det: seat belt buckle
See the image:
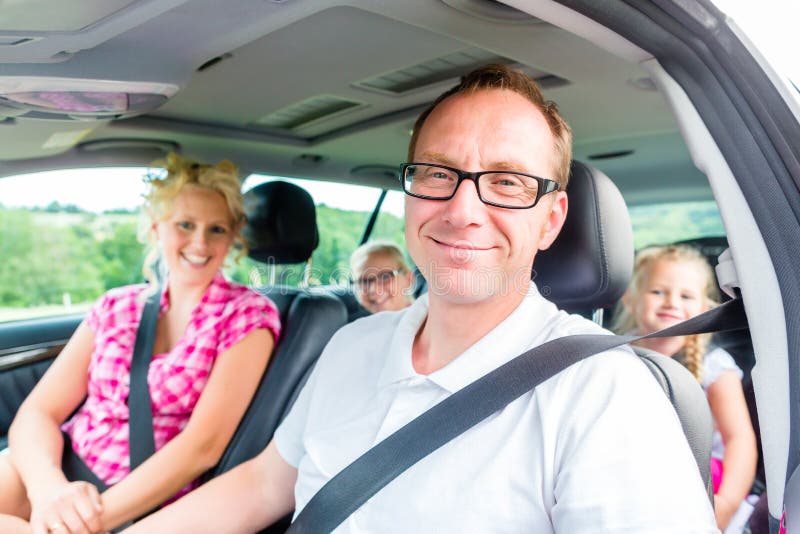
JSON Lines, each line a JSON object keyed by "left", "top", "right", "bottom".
{"left": 715, "top": 248, "right": 740, "bottom": 300}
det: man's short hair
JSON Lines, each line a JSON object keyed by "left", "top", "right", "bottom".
{"left": 407, "top": 63, "right": 573, "bottom": 189}
{"left": 350, "top": 240, "right": 410, "bottom": 275}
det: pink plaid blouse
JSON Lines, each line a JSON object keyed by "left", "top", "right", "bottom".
{"left": 62, "top": 272, "right": 280, "bottom": 494}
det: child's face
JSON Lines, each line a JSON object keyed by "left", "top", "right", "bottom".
{"left": 633, "top": 258, "right": 708, "bottom": 334}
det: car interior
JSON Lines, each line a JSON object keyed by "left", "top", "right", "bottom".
{"left": 2, "top": 0, "right": 799, "bottom": 530}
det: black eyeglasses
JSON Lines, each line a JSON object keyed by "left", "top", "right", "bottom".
{"left": 400, "top": 162, "right": 559, "bottom": 209}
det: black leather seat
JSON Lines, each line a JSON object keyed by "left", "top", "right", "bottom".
{"left": 536, "top": 160, "right": 715, "bottom": 498}
{"left": 204, "top": 181, "right": 347, "bottom": 479}
{"left": 322, "top": 285, "right": 370, "bottom": 323}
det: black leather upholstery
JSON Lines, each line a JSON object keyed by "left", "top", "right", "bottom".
{"left": 0, "top": 358, "right": 53, "bottom": 437}
{"left": 205, "top": 286, "right": 346, "bottom": 478}
{"left": 204, "top": 180, "right": 347, "bottom": 478}
{"left": 634, "top": 346, "right": 715, "bottom": 502}
{"left": 535, "top": 161, "right": 712, "bottom": 497}
{"left": 535, "top": 160, "right": 633, "bottom": 313}
{"left": 243, "top": 181, "right": 320, "bottom": 264}
{"left": 321, "top": 285, "right": 370, "bottom": 323}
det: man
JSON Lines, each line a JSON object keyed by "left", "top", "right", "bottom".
{"left": 127, "top": 64, "right": 717, "bottom": 533}
{"left": 350, "top": 240, "right": 415, "bottom": 314}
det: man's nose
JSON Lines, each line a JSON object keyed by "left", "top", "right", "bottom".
{"left": 442, "top": 179, "right": 487, "bottom": 227}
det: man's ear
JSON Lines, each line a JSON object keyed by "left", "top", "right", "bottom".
{"left": 538, "top": 191, "right": 568, "bottom": 251}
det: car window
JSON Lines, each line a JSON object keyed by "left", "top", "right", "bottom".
{"left": 0, "top": 168, "right": 148, "bottom": 323}
{"left": 629, "top": 200, "right": 725, "bottom": 249}
{"left": 235, "top": 175, "right": 393, "bottom": 287}
{"left": 0, "top": 169, "right": 398, "bottom": 324}
{"left": 366, "top": 189, "right": 406, "bottom": 242}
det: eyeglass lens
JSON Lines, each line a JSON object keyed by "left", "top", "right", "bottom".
{"left": 403, "top": 164, "right": 541, "bottom": 208}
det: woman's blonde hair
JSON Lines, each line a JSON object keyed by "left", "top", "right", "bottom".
{"left": 349, "top": 240, "right": 410, "bottom": 276}
{"left": 140, "top": 152, "right": 247, "bottom": 281}
{"left": 612, "top": 244, "right": 720, "bottom": 381}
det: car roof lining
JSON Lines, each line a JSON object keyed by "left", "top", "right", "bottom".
{"left": 0, "top": 0, "right": 711, "bottom": 206}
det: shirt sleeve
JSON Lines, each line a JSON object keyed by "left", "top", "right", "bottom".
{"left": 217, "top": 290, "right": 281, "bottom": 355}
{"left": 701, "top": 347, "right": 743, "bottom": 389}
{"left": 273, "top": 355, "right": 321, "bottom": 468}
{"left": 548, "top": 350, "right": 719, "bottom": 533}
{"left": 84, "top": 290, "right": 114, "bottom": 333}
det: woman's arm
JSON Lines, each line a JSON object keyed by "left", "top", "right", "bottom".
{"left": 9, "top": 321, "right": 104, "bottom": 533}
{"left": 123, "top": 441, "right": 297, "bottom": 533}
{"left": 707, "top": 370, "right": 757, "bottom": 530}
{"left": 98, "top": 327, "right": 274, "bottom": 530}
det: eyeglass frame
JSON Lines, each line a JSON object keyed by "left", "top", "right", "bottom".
{"left": 399, "top": 162, "right": 560, "bottom": 209}
{"left": 352, "top": 268, "right": 407, "bottom": 291}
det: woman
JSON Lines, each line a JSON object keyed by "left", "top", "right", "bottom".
{"left": 0, "top": 153, "right": 280, "bottom": 534}
{"left": 350, "top": 240, "right": 415, "bottom": 314}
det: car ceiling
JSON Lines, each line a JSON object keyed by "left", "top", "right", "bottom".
{"left": 0, "top": 0, "right": 710, "bottom": 206}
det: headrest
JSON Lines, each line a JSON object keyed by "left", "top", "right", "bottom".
{"left": 243, "top": 181, "right": 319, "bottom": 264}
{"left": 534, "top": 161, "right": 633, "bottom": 313}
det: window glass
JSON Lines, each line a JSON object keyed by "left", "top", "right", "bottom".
{"left": 366, "top": 189, "right": 406, "bottom": 247}
{"left": 629, "top": 200, "right": 725, "bottom": 249}
{"left": 236, "top": 175, "right": 387, "bottom": 287}
{"left": 0, "top": 168, "right": 148, "bottom": 323}
{"left": 0, "top": 169, "right": 399, "bottom": 323}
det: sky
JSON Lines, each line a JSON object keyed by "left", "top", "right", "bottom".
{"left": 712, "top": 0, "right": 800, "bottom": 84}
{"left": 0, "top": 168, "right": 406, "bottom": 217}
{"left": 0, "top": 1, "right": 795, "bottom": 217}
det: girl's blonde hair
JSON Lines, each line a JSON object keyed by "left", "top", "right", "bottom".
{"left": 140, "top": 152, "right": 247, "bottom": 281}
{"left": 612, "top": 244, "right": 720, "bottom": 381}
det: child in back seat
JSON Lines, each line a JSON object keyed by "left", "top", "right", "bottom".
{"left": 613, "top": 244, "right": 758, "bottom": 533}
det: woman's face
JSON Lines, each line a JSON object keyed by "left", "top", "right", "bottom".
{"left": 633, "top": 258, "right": 709, "bottom": 334}
{"left": 353, "top": 252, "right": 414, "bottom": 313}
{"left": 154, "top": 186, "right": 235, "bottom": 289}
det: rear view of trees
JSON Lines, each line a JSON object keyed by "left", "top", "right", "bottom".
{"left": 0, "top": 207, "right": 142, "bottom": 319}
{"left": 0, "top": 202, "right": 405, "bottom": 322}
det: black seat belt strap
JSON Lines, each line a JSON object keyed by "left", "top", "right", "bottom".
{"left": 287, "top": 298, "right": 747, "bottom": 534}
{"left": 128, "top": 282, "right": 162, "bottom": 470}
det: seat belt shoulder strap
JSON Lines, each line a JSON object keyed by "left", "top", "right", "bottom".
{"left": 287, "top": 298, "right": 747, "bottom": 533}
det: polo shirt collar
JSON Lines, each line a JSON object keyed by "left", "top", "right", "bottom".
{"left": 376, "top": 293, "right": 431, "bottom": 388}
{"left": 377, "top": 282, "right": 558, "bottom": 393}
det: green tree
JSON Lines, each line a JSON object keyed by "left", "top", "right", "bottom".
{"left": 98, "top": 221, "right": 146, "bottom": 289}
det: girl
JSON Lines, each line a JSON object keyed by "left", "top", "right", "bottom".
{"left": 0, "top": 153, "right": 281, "bottom": 533}
{"left": 614, "top": 244, "right": 757, "bottom": 532}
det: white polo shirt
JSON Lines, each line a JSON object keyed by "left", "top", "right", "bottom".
{"left": 274, "top": 283, "right": 718, "bottom": 533}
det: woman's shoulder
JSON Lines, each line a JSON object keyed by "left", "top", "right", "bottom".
{"left": 222, "top": 279, "right": 277, "bottom": 311}
{"left": 96, "top": 282, "right": 150, "bottom": 308}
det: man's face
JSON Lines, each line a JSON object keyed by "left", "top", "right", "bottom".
{"left": 404, "top": 89, "right": 567, "bottom": 305}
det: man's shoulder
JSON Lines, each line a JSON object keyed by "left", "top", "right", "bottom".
{"left": 336, "top": 308, "right": 406, "bottom": 338}
{"left": 531, "top": 311, "right": 652, "bottom": 393}
{"left": 540, "top": 308, "right": 611, "bottom": 339}
{"left": 316, "top": 308, "right": 406, "bottom": 365}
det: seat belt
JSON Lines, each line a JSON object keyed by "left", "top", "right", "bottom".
{"left": 128, "top": 282, "right": 162, "bottom": 470}
{"left": 287, "top": 297, "right": 748, "bottom": 534}
{"left": 59, "top": 280, "right": 161, "bottom": 531}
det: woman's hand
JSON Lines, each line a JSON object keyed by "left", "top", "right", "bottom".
{"left": 29, "top": 481, "right": 104, "bottom": 534}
